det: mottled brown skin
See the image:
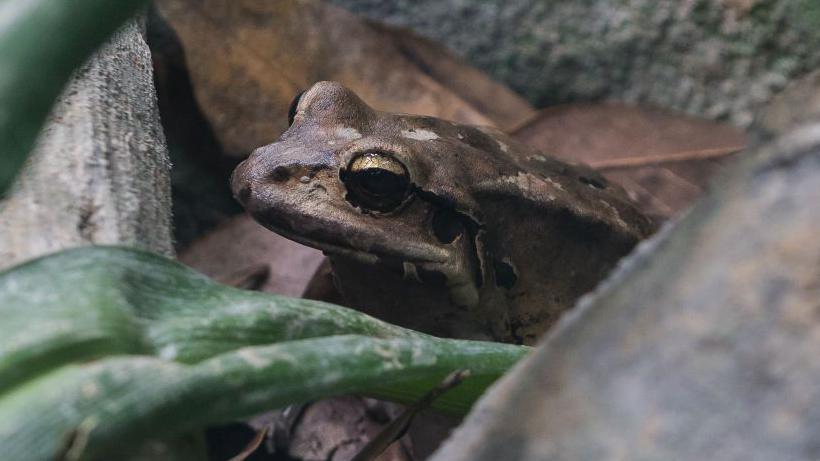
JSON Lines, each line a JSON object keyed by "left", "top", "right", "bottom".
{"left": 232, "top": 81, "right": 654, "bottom": 344}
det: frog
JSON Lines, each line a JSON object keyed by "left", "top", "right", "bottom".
{"left": 232, "top": 81, "right": 655, "bottom": 344}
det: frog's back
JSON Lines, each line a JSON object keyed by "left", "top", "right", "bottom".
{"left": 451, "top": 122, "right": 656, "bottom": 243}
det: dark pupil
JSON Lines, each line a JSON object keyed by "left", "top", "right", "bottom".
{"left": 347, "top": 167, "right": 409, "bottom": 212}
{"left": 356, "top": 169, "right": 406, "bottom": 196}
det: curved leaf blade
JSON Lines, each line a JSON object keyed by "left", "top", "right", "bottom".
{"left": 0, "top": 247, "right": 529, "bottom": 461}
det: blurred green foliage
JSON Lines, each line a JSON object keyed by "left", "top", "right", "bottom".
{"left": 0, "top": 247, "right": 528, "bottom": 460}
{"left": 0, "top": 0, "right": 148, "bottom": 195}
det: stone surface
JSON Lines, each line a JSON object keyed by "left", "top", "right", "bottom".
{"left": 0, "top": 21, "right": 173, "bottom": 269}
{"left": 758, "top": 70, "right": 820, "bottom": 139}
{"left": 430, "top": 115, "right": 820, "bottom": 459}
{"left": 332, "top": 0, "right": 820, "bottom": 127}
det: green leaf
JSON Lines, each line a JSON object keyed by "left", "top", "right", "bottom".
{"left": 0, "top": 247, "right": 529, "bottom": 460}
{"left": 0, "top": 0, "right": 148, "bottom": 195}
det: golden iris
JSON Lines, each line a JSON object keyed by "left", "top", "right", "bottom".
{"left": 343, "top": 152, "right": 410, "bottom": 212}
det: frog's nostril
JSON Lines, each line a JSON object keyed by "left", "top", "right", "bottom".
{"left": 270, "top": 165, "right": 291, "bottom": 182}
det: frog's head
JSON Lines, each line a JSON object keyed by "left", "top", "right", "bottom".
{"left": 232, "top": 81, "right": 507, "bottom": 307}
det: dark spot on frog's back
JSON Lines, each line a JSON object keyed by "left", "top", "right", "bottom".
{"left": 459, "top": 127, "right": 500, "bottom": 152}
{"left": 431, "top": 208, "right": 465, "bottom": 243}
{"left": 407, "top": 115, "right": 439, "bottom": 130}
{"left": 494, "top": 260, "right": 518, "bottom": 289}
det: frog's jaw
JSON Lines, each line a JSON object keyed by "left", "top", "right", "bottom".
{"left": 267, "top": 207, "right": 481, "bottom": 310}
{"left": 284, "top": 216, "right": 482, "bottom": 311}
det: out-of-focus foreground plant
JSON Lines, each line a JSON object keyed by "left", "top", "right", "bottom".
{"left": 0, "top": 0, "right": 148, "bottom": 195}
{"left": 0, "top": 247, "right": 528, "bottom": 460}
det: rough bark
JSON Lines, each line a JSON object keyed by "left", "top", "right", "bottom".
{"left": 429, "top": 95, "right": 820, "bottom": 460}
{"left": 0, "top": 20, "right": 173, "bottom": 269}
{"left": 332, "top": 0, "right": 820, "bottom": 127}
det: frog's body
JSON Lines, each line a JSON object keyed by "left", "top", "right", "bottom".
{"left": 232, "top": 81, "right": 654, "bottom": 344}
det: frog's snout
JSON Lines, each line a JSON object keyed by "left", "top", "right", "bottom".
{"left": 230, "top": 148, "right": 334, "bottom": 217}
{"left": 230, "top": 159, "right": 254, "bottom": 207}
{"left": 230, "top": 155, "right": 296, "bottom": 211}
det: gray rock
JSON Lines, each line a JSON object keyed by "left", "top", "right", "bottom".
{"left": 0, "top": 21, "right": 173, "bottom": 269}
{"left": 758, "top": 70, "right": 820, "bottom": 139}
{"left": 430, "top": 106, "right": 820, "bottom": 460}
{"left": 332, "top": 0, "right": 820, "bottom": 127}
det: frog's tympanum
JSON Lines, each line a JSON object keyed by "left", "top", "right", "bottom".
{"left": 232, "top": 82, "right": 654, "bottom": 344}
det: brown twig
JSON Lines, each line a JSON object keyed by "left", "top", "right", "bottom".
{"left": 588, "top": 146, "right": 746, "bottom": 170}
{"left": 350, "top": 369, "right": 471, "bottom": 461}
{"left": 227, "top": 422, "right": 272, "bottom": 461}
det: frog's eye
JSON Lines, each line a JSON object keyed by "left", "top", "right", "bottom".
{"left": 343, "top": 152, "right": 411, "bottom": 212}
{"left": 287, "top": 90, "right": 305, "bottom": 126}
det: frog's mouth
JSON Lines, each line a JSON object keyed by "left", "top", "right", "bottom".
{"left": 257, "top": 215, "right": 407, "bottom": 266}
{"left": 255, "top": 205, "right": 483, "bottom": 308}
{"left": 251, "top": 198, "right": 451, "bottom": 267}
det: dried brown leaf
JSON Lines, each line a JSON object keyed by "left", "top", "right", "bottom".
{"left": 511, "top": 103, "right": 747, "bottom": 219}
{"left": 178, "top": 213, "right": 324, "bottom": 296}
{"left": 154, "top": 0, "right": 534, "bottom": 158}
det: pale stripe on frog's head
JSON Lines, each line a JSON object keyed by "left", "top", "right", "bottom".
{"left": 401, "top": 128, "right": 440, "bottom": 141}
